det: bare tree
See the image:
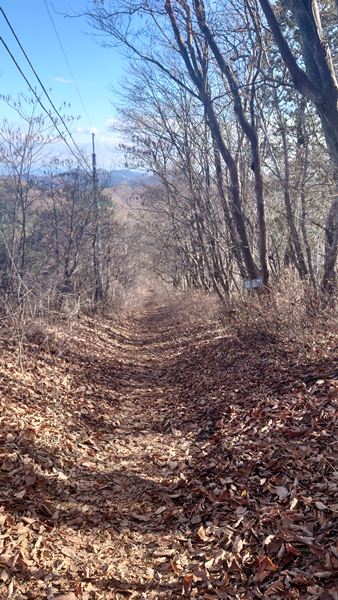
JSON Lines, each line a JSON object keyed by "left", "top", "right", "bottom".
{"left": 192, "top": 0, "right": 269, "bottom": 285}
{"left": 256, "top": 0, "right": 338, "bottom": 293}
{"left": 87, "top": 0, "right": 261, "bottom": 280}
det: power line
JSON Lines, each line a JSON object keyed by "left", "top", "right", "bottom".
{"left": 42, "top": 0, "right": 94, "bottom": 130}
{"left": 0, "top": 35, "right": 89, "bottom": 170}
{"left": 0, "top": 6, "right": 91, "bottom": 173}
{"left": 0, "top": 6, "right": 90, "bottom": 170}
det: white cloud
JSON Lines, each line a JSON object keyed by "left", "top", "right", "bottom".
{"left": 52, "top": 76, "right": 73, "bottom": 85}
{"left": 98, "top": 134, "right": 119, "bottom": 144}
{"left": 75, "top": 126, "right": 99, "bottom": 136}
{"left": 106, "top": 117, "right": 121, "bottom": 128}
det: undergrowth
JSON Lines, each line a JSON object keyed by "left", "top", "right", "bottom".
{"left": 169, "top": 273, "right": 336, "bottom": 359}
{"left": 1, "top": 272, "right": 336, "bottom": 369}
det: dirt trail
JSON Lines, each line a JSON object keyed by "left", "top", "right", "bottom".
{"left": 0, "top": 300, "right": 208, "bottom": 599}
{"left": 0, "top": 299, "right": 337, "bottom": 599}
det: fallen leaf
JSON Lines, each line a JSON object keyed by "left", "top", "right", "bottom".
{"left": 276, "top": 486, "right": 289, "bottom": 500}
{"left": 290, "top": 497, "right": 298, "bottom": 509}
{"left": 0, "top": 568, "right": 9, "bottom": 582}
{"left": 197, "top": 525, "right": 208, "bottom": 542}
{"left": 233, "top": 535, "right": 243, "bottom": 553}
{"left": 182, "top": 573, "right": 193, "bottom": 596}
{"left": 285, "top": 543, "right": 302, "bottom": 556}
{"left": 15, "top": 489, "right": 26, "bottom": 499}
{"left": 60, "top": 547, "right": 76, "bottom": 559}
{"left": 254, "top": 556, "right": 278, "bottom": 582}
{"left": 131, "top": 514, "right": 151, "bottom": 522}
{"left": 313, "top": 571, "right": 336, "bottom": 579}
{"left": 170, "top": 558, "right": 181, "bottom": 575}
{"left": 168, "top": 460, "right": 179, "bottom": 471}
{"left": 155, "top": 506, "right": 167, "bottom": 515}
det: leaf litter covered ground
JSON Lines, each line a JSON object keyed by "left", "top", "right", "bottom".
{"left": 0, "top": 297, "right": 337, "bottom": 599}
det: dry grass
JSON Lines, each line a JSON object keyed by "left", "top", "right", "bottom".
{"left": 165, "top": 288, "right": 222, "bottom": 328}
{"left": 150, "top": 274, "right": 336, "bottom": 367}
{"left": 219, "top": 273, "right": 336, "bottom": 355}
{"left": 1, "top": 273, "right": 336, "bottom": 374}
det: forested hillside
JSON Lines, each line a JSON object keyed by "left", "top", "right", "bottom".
{"left": 0, "top": 0, "right": 337, "bottom": 598}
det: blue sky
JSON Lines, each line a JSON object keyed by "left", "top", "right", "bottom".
{"left": 0, "top": 0, "right": 127, "bottom": 168}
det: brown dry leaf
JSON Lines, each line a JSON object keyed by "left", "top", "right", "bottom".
{"left": 285, "top": 543, "right": 302, "bottom": 556}
{"left": 155, "top": 506, "right": 167, "bottom": 515}
{"left": 0, "top": 554, "right": 13, "bottom": 568}
{"left": 276, "top": 486, "right": 289, "bottom": 500}
{"left": 254, "top": 556, "right": 278, "bottom": 583}
{"left": 264, "top": 534, "right": 275, "bottom": 547}
{"left": 7, "top": 580, "right": 14, "bottom": 597}
{"left": 25, "top": 473, "right": 37, "bottom": 486}
{"left": 168, "top": 460, "right": 179, "bottom": 471}
{"left": 170, "top": 558, "right": 181, "bottom": 575}
{"left": 197, "top": 525, "right": 208, "bottom": 542}
{"left": 182, "top": 573, "right": 193, "bottom": 596}
{"left": 313, "top": 571, "right": 336, "bottom": 579}
{"left": 1, "top": 459, "right": 15, "bottom": 471}
{"left": 131, "top": 513, "right": 151, "bottom": 522}
{"left": 290, "top": 497, "right": 298, "bottom": 509}
{"left": 15, "top": 489, "right": 26, "bottom": 499}
{"left": 220, "top": 572, "right": 230, "bottom": 588}
{"left": 60, "top": 547, "right": 77, "bottom": 559}
{"left": 0, "top": 568, "right": 9, "bottom": 582}
{"left": 233, "top": 535, "right": 244, "bottom": 553}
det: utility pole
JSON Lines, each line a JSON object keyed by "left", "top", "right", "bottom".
{"left": 92, "top": 132, "right": 98, "bottom": 187}
{"left": 92, "top": 132, "right": 103, "bottom": 303}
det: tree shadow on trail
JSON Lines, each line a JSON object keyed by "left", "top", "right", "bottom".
{"left": 39, "top": 312, "right": 337, "bottom": 447}
{"left": 1, "top": 424, "right": 182, "bottom": 534}
{"left": 144, "top": 326, "right": 338, "bottom": 437}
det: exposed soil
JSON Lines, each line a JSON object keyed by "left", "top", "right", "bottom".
{"left": 0, "top": 298, "right": 337, "bottom": 599}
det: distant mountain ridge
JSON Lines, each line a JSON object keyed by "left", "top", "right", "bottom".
{"left": 49, "top": 168, "right": 157, "bottom": 188}
{"left": 96, "top": 168, "right": 158, "bottom": 187}
{"left": 1, "top": 168, "right": 158, "bottom": 188}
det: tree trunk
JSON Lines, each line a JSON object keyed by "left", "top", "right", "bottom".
{"left": 258, "top": 0, "right": 338, "bottom": 292}
{"left": 321, "top": 196, "right": 338, "bottom": 295}
{"left": 280, "top": 126, "right": 308, "bottom": 279}
{"left": 165, "top": 0, "right": 259, "bottom": 281}
{"left": 194, "top": 0, "right": 269, "bottom": 285}
{"left": 204, "top": 101, "right": 259, "bottom": 280}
